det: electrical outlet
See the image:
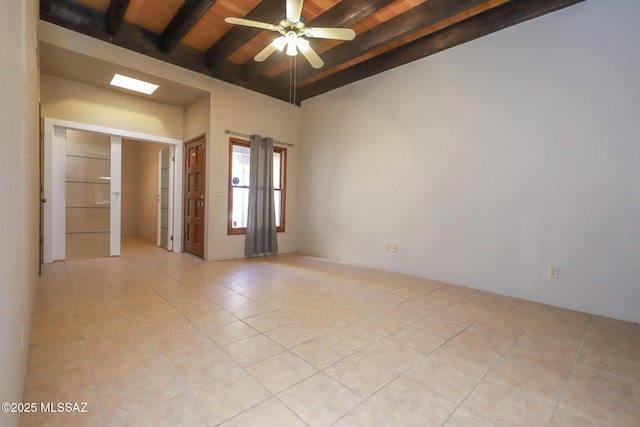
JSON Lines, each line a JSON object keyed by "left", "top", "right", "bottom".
{"left": 548, "top": 267, "right": 559, "bottom": 279}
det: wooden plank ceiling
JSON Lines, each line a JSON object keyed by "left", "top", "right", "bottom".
{"left": 40, "top": 0, "right": 584, "bottom": 104}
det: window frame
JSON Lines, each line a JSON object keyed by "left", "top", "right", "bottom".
{"left": 228, "top": 138, "right": 287, "bottom": 235}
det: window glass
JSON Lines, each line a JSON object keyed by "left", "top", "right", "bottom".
{"left": 228, "top": 139, "right": 287, "bottom": 235}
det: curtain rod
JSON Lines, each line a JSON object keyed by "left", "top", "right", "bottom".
{"left": 224, "top": 129, "right": 294, "bottom": 148}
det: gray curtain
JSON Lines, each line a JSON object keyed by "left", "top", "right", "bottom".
{"left": 245, "top": 135, "right": 279, "bottom": 257}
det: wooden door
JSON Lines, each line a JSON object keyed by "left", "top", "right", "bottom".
{"left": 183, "top": 136, "right": 206, "bottom": 258}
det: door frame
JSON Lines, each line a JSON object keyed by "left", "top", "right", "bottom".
{"left": 43, "top": 118, "right": 183, "bottom": 263}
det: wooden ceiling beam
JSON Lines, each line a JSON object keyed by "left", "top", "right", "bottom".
{"left": 205, "top": 0, "right": 283, "bottom": 68}
{"left": 41, "top": 0, "right": 209, "bottom": 74}
{"left": 286, "top": 0, "right": 487, "bottom": 83}
{"left": 105, "top": 0, "right": 130, "bottom": 36}
{"left": 160, "top": 0, "right": 218, "bottom": 53}
{"left": 241, "top": 0, "right": 395, "bottom": 77}
{"left": 297, "top": 0, "right": 586, "bottom": 102}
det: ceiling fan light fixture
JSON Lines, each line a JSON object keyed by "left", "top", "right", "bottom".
{"left": 285, "top": 32, "right": 298, "bottom": 56}
{"left": 296, "top": 36, "right": 310, "bottom": 52}
{"left": 274, "top": 36, "right": 287, "bottom": 51}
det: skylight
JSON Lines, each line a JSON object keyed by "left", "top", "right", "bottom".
{"left": 110, "top": 73, "right": 159, "bottom": 95}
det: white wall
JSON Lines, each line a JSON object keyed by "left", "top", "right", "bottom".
{"left": 138, "top": 142, "right": 164, "bottom": 242}
{"left": 0, "top": 1, "right": 39, "bottom": 426}
{"left": 298, "top": 0, "right": 640, "bottom": 322}
{"left": 41, "top": 74, "right": 184, "bottom": 140}
{"left": 121, "top": 140, "right": 141, "bottom": 236}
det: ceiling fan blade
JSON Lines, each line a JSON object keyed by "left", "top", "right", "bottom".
{"left": 296, "top": 38, "right": 324, "bottom": 69}
{"left": 225, "top": 17, "right": 278, "bottom": 31}
{"left": 286, "top": 0, "right": 304, "bottom": 23}
{"left": 304, "top": 27, "right": 356, "bottom": 41}
{"left": 254, "top": 41, "right": 279, "bottom": 62}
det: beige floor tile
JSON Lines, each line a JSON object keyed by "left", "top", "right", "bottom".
{"left": 485, "top": 356, "right": 568, "bottom": 406}
{"left": 411, "top": 315, "right": 467, "bottom": 339}
{"left": 399, "top": 295, "right": 453, "bottom": 315}
{"left": 389, "top": 325, "right": 447, "bottom": 355}
{"left": 242, "top": 311, "right": 294, "bottom": 332}
{"left": 277, "top": 303, "right": 325, "bottom": 321}
{"left": 550, "top": 410, "right": 599, "bottom": 427}
{"left": 23, "top": 361, "right": 96, "bottom": 405}
{"left": 224, "top": 334, "right": 285, "bottom": 367}
{"left": 360, "top": 338, "right": 424, "bottom": 373}
{"left": 406, "top": 353, "right": 481, "bottom": 403}
{"left": 91, "top": 344, "right": 163, "bottom": 386}
{"left": 202, "top": 320, "right": 260, "bottom": 346}
{"left": 467, "top": 316, "right": 527, "bottom": 344}
{"left": 429, "top": 285, "right": 478, "bottom": 301}
{"left": 431, "top": 301, "right": 488, "bottom": 327}
{"left": 212, "top": 294, "right": 253, "bottom": 308}
{"left": 153, "top": 331, "right": 218, "bottom": 364}
{"left": 582, "top": 319, "right": 640, "bottom": 362}
{"left": 20, "top": 396, "right": 103, "bottom": 427}
{"left": 246, "top": 351, "right": 318, "bottom": 393}
{"left": 326, "top": 352, "right": 399, "bottom": 397}
{"left": 576, "top": 346, "right": 640, "bottom": 382}
{"left": 461, "top": 381, "right": 555, "bottom": 427}
{"left": 265, "top": 322, "right": 323, "bottom": 348}
{"left": 443, "top": 407, "right": 499, "bottom": 426}
{"left": 169, "top": 347, "right": 245, "bottom": 390}
{"left": 221, "top": 397, "right": 306, "bottom": 427}
{"left": 278, "top": 372, "right": 363, "bottom": 427}
{"left": 432, "top": 331, "right": 510, "bottom": 377}
{"left": 107, "top": 393, "right": 206, "bottom": 427}
{"left": 26, "top": 337, "right": 90, "bottom": 377}
{"left": 29, "top": 312, "right": 83, "bottom": 345}
{"left": 178, "top": 302, "right": 239, "bottom": 329}
{"left": 98, "top": 367, "right": 183, "bottom": 421}
{"left": 509, "top": 331, "right": 580, "bottom": 364}
{"left": 559, "top": 362, "right": 640, "bottom": 426}
{"left": 189, "top": 370, "right": 271, "bottom": 425}
{"left": 370, "top": 375, "right": 457, "bottom": 426}
{"left": 141, "top": 316, "right": 199, "bottom": 343}
{"left": 225, "top": 301, "right": 272, "bottom": 319}
{"left": 332, "top": 400, "right": 404, "bottom": 427}
{"left": 291, "top": 335, "right": 354, "bottom": 369}
{"left": 354, "top": 315, "right": 406, "bottom": 337}
{"left": 296, "top": 313, "right": 348, "bottom": 334}
{"left": 327, "top": 324, "right": 382, "bottom": 351}
{"left": 27, "top": 244, "right": 638, "bottom": 427}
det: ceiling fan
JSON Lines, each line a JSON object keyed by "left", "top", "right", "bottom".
{"left": 225, "top": 0, "right": 356, "bottom": 69}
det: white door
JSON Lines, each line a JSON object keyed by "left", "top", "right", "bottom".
{"left": 63, "top": 130, "right": 121, "bottom": 259}
{"left": 43, "top": 118, "right": 184, "bottom": 263}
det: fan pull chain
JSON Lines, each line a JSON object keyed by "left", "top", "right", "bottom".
{"left": 288, "top": 54, "right": 298, "bottom": 106}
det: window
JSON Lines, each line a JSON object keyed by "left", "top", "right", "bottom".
{"left": 228, "top": 138, "right": 287, "bottom": 235}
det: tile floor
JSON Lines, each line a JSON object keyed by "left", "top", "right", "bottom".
{"left": 22, "top": 238, "right": 640, "bottom": 426}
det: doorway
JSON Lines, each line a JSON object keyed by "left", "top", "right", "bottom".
{"left": 43, "top": 118, "right": 183, "bottom": 263}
